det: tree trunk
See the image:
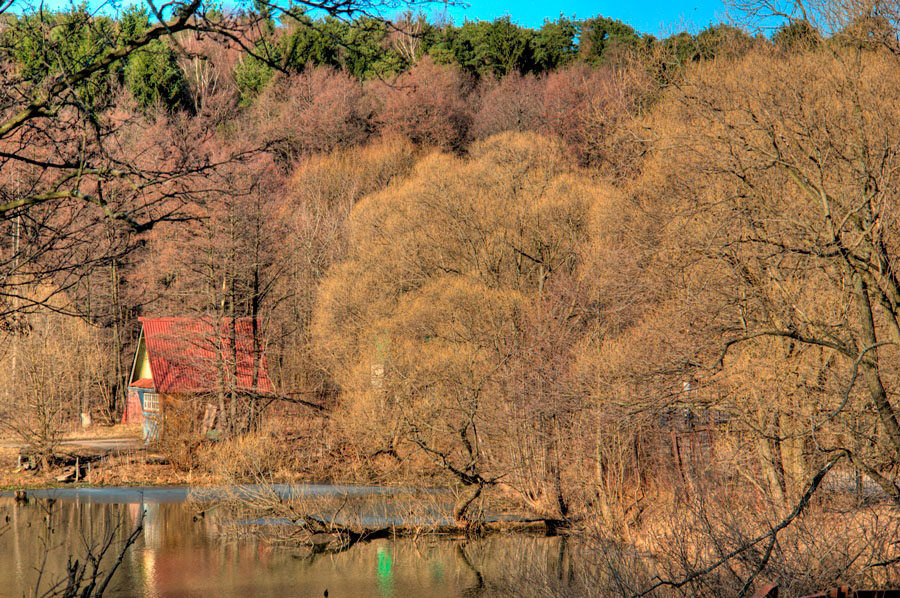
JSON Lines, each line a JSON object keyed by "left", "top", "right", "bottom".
{"left": 756, "top": 410, "right": 786, "bottom": 510}
{"left": 453, "top": 483, "right": 484, "bottom": 526}
{"left": 110, "top": 256, "right": 124, "bottom": 416}
{"left": 852, "top": 270, "right": 900, "bottom": 458}
{"left": 779, "top": 409, "right": 806, "bottom": 503}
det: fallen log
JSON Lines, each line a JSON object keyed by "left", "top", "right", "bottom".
{"left": 299, "top": 514, "right": 392, "bottom": 554}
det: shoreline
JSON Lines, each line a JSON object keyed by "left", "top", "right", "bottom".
{"left": 0, "top": 482, "right": 437, "bottom": 502}
{"left": 1, "top": 483, "right": 564, "bottom": 540}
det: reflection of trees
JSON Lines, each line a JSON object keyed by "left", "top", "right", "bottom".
{"left": 456, "top": 543, "right": 485, "bottom": 598}
{"left": 453, "top": 536, "right": 581, "bottom": 598}
{"left": 2, "top": 498, "right": 606, "bottom": 598}
{"left": 7, "top": 500, "right": 143, "bottom": 598}
{"left": 555, "top": 535, "right": 574, "bottom": 586}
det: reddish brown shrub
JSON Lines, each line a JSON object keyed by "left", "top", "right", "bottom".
{"left": 373, "top": 56, "right": 473, "bottom": 152}
{"left": 471, "top": 72, "right": 544, "bottom": 140}
{"left": 541, "top": 63, "right": 650, "bottom": 172}
{"left": 252, "top": 67, "right": 370, "bottom": 165}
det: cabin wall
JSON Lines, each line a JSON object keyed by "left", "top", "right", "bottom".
{"left": 124, "top": 386, "right": 162, "bottom": 440}
{"left": 123, "top": 388, "right": 144, "bottom": 424}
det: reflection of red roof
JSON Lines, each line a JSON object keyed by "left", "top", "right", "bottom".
{"left": 138, "top": 317, "right": 274, "bottom": 395}
{"left": 130, "top": 378, "right": 154, "bottom": 389}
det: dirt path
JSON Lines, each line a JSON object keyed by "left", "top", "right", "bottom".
{"left": 58, "top": 437, "right": 143, "bottom": 451}
{"left": 0, "top": 437, "right": 143, "bottom": 452}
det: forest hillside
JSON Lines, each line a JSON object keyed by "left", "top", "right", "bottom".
{"left": 3, "top": 2, "right": 900, "bottom": 594}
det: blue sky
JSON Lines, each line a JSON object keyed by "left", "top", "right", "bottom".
{"left": 39, "top": 0, "right": 737, "bottom": 37}
{"left": 439, "top": 0, "right": 734, "bottom": 36}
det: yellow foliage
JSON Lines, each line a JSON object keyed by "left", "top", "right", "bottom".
{"left": 314, "top": 132, "right": 599, "bottom": 393}
{"left": 269, "top": 135, "right": 419, "bottom": 394}
{"left": 606, "top": 47, "right": 900, "bottom": 506}
{"left": 312, "top": 132, "right": 603, "bottom": 498}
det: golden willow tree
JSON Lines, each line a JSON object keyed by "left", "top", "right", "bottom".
{"left": 635, "top": 46, "right": 900, "bottom": 506}
{"left": 313, "top": 132, "right": 604, "bottom": 524}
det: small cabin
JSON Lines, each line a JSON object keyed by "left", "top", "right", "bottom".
{"left": 123, "top": 317, "right": 273, "bottom": 440}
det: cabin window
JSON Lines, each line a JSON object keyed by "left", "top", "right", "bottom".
{"left": 143, "top": 392, "right": 161, "bottom": 412}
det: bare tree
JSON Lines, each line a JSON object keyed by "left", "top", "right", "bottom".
{"left": 0, "top": 0, "right": 448, "bottom": 319}
{"left": 634, "top": 46, "right": 900, "bottom": 503}
{"left": 0, "top": 287, "right": 108, "bottom": 466}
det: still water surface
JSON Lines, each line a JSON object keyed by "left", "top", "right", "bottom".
{"left": 0, "top": 487, "right": 576, "bottom": 598}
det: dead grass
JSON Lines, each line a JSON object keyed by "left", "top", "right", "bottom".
{"left": 198, "top": 424, "right": 299, "bottom": 481}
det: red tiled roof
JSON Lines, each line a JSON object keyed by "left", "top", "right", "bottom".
{"left": 138, "top": 317, "right": 274, "bottom": 395}
{"left": 130, "top": 378, "right": 154, "bottom": 389}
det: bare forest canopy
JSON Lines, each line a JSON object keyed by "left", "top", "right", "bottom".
{"left": 9, "top": 0, "right": 900, "bottom": 594}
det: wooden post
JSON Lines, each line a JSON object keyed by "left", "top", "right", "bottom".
{"left": 201, "top": 403, "right": 218, "bottom": 436}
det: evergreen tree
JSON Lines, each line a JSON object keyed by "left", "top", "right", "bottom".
{"left": 339, "top": 17, "right": 404, "bottom": 78}
{"left": 579, "top": 16, "right": 641, "bottom": 65}
{"left": 125, "top": 39, "right": 190, "bottom": 111}
{"left": 532, "top": 17, "right": 577, "bottom": 73}
{"left": 433, "top": 18, "right": 534, "bottom": 77}
{"left": 6, "top": 3, "right": 118, "bottom": 109}
{"left": 234, "top": 42, "right": 278, "bottom": 107}
{"left": 280, "top": 14, "right": 341, "bottom": 72}
{"left": 772, "top": 19, "right": 821, "bottom": 50}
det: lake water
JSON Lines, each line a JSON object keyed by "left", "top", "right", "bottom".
{"left": 0, "top": 487, "right": 584, "bottom": 598}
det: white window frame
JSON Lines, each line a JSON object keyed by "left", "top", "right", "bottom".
{"left": 143, "top": 392, "right": 161, "bottom": 412}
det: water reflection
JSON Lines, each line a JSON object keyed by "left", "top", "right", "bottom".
{"left": 0, "top": 493, "right": 583, "bottom": 598}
